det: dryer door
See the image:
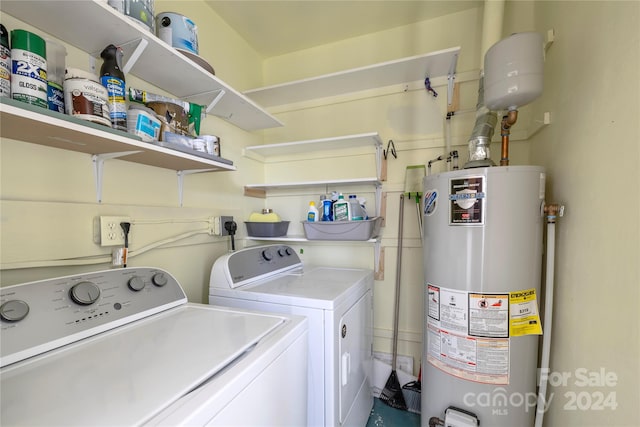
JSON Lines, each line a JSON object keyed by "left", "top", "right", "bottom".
{"left": 338, "top": 291, "right": 372, "bottom": 423}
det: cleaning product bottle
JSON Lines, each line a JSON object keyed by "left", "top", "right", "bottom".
{"left": 100, "top": 44, "right": 127, "bottom": 131}
{"left": 307, "top": 201, "right": 319, "bottom": 222}
{"left": 0, "top": 24, "right": 10, "bottom": 98}
{"left": 333, "top": 193, "right": 350, "bottom": 221}
{"left": 348, "top": 194, "right": 365, "bottom": 220}
{"left": 320, "top": 195, "right": 333, "bottom": 221}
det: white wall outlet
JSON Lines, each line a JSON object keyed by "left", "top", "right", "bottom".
{"left": 97, "top": 216, "right": 131, "bottom": 246}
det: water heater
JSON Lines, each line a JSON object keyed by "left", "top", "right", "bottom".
{"left": 421, "top": 166, "right": 545, "bottom": 426}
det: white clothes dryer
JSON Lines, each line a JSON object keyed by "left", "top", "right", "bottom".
{"left": 209, "top": 244, "right": 374, "bottom": 427}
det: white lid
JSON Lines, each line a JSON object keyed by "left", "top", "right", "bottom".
{"left": 64, "top": 67, "right": 99, "bottom": 81}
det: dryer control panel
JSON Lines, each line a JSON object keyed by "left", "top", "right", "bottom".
{"left": 0, "top": 267, "right": 187, "bottom": 367}
{"left": 210, "top": 245, "right": 302, "bottom": 289}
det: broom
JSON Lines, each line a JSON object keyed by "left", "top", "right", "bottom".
{"left": 379, "top": 193, "right": 408, "bottom": 410}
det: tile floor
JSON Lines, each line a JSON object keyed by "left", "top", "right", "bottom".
{"left": 366, "top": 398, "right": 421, "bottom": 427}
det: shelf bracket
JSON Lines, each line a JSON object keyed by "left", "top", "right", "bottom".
{"left": 375, "top": 142, "right": 383, "bottom": 182}
{"left": 182, "top": 89, "right": 227, "bottom": 114}
{"left": 121, "top": 38, "right": 149, "bottom": 75}
{"left": 447, "top": 51, "right": 459, "bottom": 109}
{"left": 205, "top": 89, "right": 226, "bottom": 113}
{"left": 374, "top": 242, "right": 384, "bottom": 280}
{"left": 92, "top": 151, "right": 141, "bottom": 203}
{"left": 375, "top": 184, "right": 383, "bottom": 218}
{"left": 177, "top": 169, "right": 216, "bottom": 207}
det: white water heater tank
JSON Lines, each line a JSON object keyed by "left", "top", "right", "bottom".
{"left": 484, "top": 32, "right": 544, "bottom": 111}
{"left": 421, "top": 166, "right": 545, "bottom": 426}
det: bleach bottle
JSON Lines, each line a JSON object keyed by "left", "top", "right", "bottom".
{"left": 307, "top": 201, "right": 319, "bottom": 222}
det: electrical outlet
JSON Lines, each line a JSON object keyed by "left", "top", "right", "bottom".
{"left": 212, "top": 216, "right": 234, "bottom": 236}
{"left": 98, "top": 216, "right": 130, "bottom": 246}
{"left": 220, "top": 216, "right": 234, "bottom": 236}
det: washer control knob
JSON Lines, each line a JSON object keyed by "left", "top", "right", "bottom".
{"left": 0, "top": 300, "right": 30, "bottom": 322}
{"left": 277, "top": 248, "right": 288, "bottom": 257}
{"left": 152, "top": 273, "right": 168, "bottom": 287}
{"left": 285, "top": 247, "right": 293, "bottom": 256}
{"left": 70, "top": 281, "right": 101, "bottom": 305}
{"left": 261, "top": 249, "right": 273, "bottom": 261}
{"left": 128, "top": 276, "right": 145, "bottom": 291}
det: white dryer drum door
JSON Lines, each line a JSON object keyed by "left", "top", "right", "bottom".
{"left": 338, "top": 291, "right": 371, "bottom": 423}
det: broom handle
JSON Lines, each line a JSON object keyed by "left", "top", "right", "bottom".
{"left": 392, "top": 193, "right": 405, "bottom": 370}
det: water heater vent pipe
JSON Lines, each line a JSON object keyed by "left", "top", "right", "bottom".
{"left": 463, "top": 0, "right": 504, "bottom": 169}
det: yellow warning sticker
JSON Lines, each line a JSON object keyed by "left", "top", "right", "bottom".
{"left": 509, "top": 289, "right": 542, "bottom": 336}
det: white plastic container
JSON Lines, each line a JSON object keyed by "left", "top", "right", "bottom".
{"left": 127, "top": 104, "right": 161, "bottom": 141}
{"left": 64, "top": 68, "right": 111, "bottom": 127}
{"left": 45, "top": 39, "right": 66, "bottom": 113}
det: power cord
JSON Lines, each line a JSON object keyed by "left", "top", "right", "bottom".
{"left": 120, "top": 222, "right": 131, "bottom": 267}
{"left": 224, "top": 220, "right": 237, "bottom": 251}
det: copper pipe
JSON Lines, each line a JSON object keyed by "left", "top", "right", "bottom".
{"left": 500, "top": 109, "right": 518, "bottom": 166}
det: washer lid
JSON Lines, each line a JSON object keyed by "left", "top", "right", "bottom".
{"left": 0, "top": 304, "right": 285, "bottom": 426}
{"left": 220, "top": 266, "right": 373, "bottom": 310}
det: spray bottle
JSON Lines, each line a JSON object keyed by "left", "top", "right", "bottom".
{"left": 100, "top": 44, "right": 127, "bottom": 131}
{"left": 0, "top": 24, "right": 10, "bottom": 98}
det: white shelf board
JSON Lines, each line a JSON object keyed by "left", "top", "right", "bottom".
{"left": 244, "top": 132, "right": 382, "bottom": 160}
{"left": 0, "top": 99, "right": 236, "bottom": 172}
{"left": 244, "top": 177, "right": 382, "bottom": 192}
{"left": 0, "top": 0, "right": 281, "bottom": 131}
{"left": 245, "top": 46, "right": 460, "bottom": 107}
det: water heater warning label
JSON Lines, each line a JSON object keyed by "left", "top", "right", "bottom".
{"left": 449, "top": 176, "right": 485, "bottom": 224}
{"left": 426, "top": 283, "right": 510, "bottom": 385}
{"left": 426, "top": 284, "right": 544, "bottom": 385}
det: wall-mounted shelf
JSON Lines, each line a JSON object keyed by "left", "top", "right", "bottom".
{"left": 244, "top": 47, "right": 460, "bottom": 107}
{"left": 0, "top": 98, "right": 235, "bottom": 205}
{"left": 245, "top": 177, "right": 382, "bottom": 193}
{"left": 243, "top": 133, "right": 384, "bottom": 202}
{"left": 0, "top": 0, "right": 281, "bottom": 131}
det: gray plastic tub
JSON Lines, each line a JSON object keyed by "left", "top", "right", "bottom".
{"left": 245, "top": 221, "right": 290, "bottom": 237}
{"left": 302, "top": 217, "right": 382, "bottom": 241}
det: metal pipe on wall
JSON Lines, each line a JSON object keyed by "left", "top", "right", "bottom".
{"left": 464, "top": 0, "right": 504, "bottom": 169}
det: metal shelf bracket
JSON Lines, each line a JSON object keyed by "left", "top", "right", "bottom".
{"left": 177, "top": 169, "right": 216, "bottom": 207}
{"left": 447, "top": 51, "right": 459, "bottom": 108}
{"left": 121, "top": 38, "right": 150, "bottom": 75}
{"left": 182, "top": 89, "right": 227, "bottom": 114}
{"left": 92, "top": 151, "right": 142, "bottom": 203}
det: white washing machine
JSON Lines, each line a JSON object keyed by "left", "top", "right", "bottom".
{"left": 0, "top": 267, "right": 308, "bottom": 426}
{"left": 209, "top": 244, "right": 374, "bottom": 427}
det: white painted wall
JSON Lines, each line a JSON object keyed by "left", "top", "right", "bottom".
{"left": 515, "top": 1, "right": 639, "bottom": 426}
